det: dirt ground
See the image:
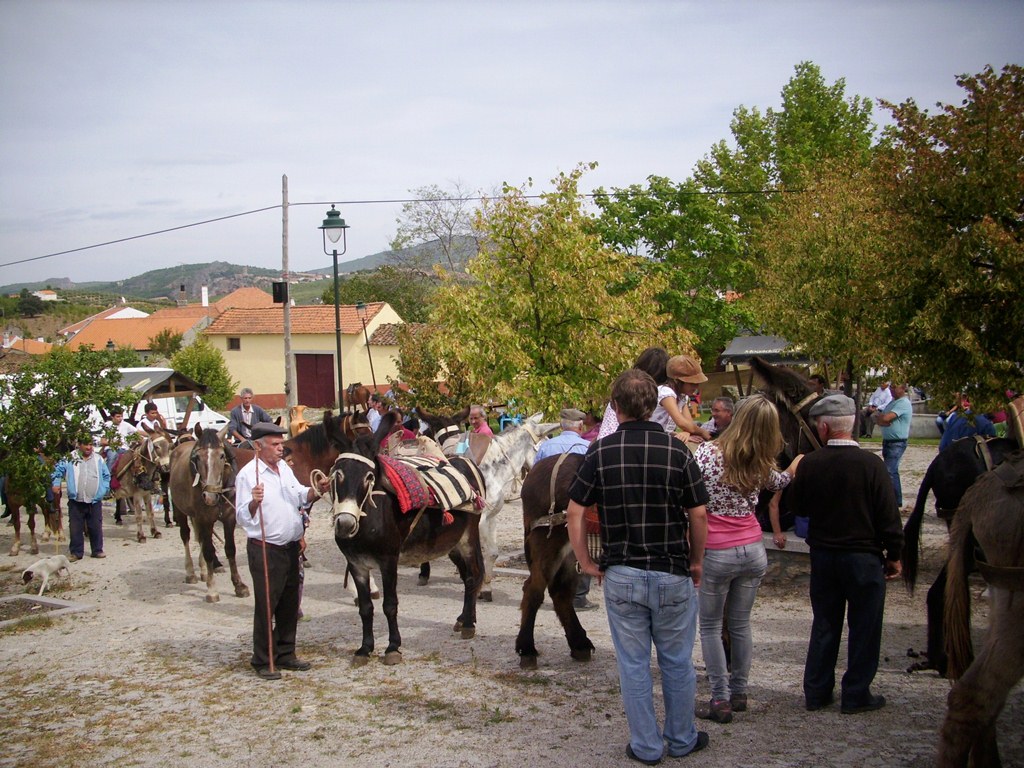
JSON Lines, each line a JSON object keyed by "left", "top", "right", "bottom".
{"left": 0, "top": 443, "right": 1021, "bottom": 768}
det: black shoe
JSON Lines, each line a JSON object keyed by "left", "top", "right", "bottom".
{"left": 277, "top": 657, "right": 311, "bottom": 671}
{"left": 668, "top": 731, "right": 710, "bottom": 758}
{"left": 805, "top": 693, "right": 835, "bottom": 711}
{"left": 841, "top": 694, "right": 886, "bottom": 714}
{"left": 254, "top": 666, "right": 282, "bottom": 681}
{"left": 0, "top": 508, "right": 10, "bottom": 519}
{"left": 625, "top": 744, "right": 662, "bottom": 765}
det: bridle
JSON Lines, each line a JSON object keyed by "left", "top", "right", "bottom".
{"left": 189, "top": 443, "right": 235, "bottom": 501}
{"left": 784, "top": 391, "right": 824, "bottom": 452}
{"left": 318, "top": 451, "right": 385, "bottom": 538}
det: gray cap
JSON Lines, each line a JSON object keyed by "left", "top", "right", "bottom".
{"left": 560, "top": 408, "right": 586, "bottom": 421}
{"left": 251, "top": 422, "right": 288, "bottom": 439}
{"left": 809, "top": 394, "right": 857, "bottom": 418}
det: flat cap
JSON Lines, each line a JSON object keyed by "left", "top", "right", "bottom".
{"left": 809, "top": 394, "right": 857, "bottom": 418}
{"left": 666, "top": 355, "right": 708, "bottom": 384}
{"left": 560, "top": 408, "right": 586, "bottom": 421}
{"left": 251, "top": 422, "right": 288, "bottom": 439}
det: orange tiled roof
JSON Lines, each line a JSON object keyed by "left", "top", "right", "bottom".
{"left": 147, "top": 305, "right": 219, "bottom": 321}
{"left": 4, "top": 337, "right": 53, "bottom": 354}
{"left": 205, "top": 302, "right": 386, "bottom": 336}
{"left": 65, "top": 316, "right": 203, "bottom": 351}
{"left": 369, "top": 322, "right": 425, "bottom": 346}
{"left": 213, "top": 286, "right": 275, "bottom": 312}
{"left": 59, "top": 306, "right": 139, "bottom": 337}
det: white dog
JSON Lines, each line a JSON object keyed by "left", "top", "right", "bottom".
{"left": 21, "top": 555, "right": 72, "bottom": 596}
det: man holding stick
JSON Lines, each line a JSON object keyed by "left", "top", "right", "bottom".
{"left": 235, "top": 422, "right": 329, "bottom": 681}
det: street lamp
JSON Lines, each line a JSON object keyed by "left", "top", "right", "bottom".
{"left": 355, "top": 301, "right": 377, "bottom": 391}
{"left": 105, "top": 339, "right": 115, "bottom": 352}
{"left": 319, "top": 205, "right": 350, "bottom": 409}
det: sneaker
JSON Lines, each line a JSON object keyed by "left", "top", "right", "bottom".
{"left": 729, "top": 693, "right": 748, "bottom": 712}
{"left": 668, "top": 731, "right": 710, "bottom": 758}
{"left": 696, "top": 698, "right": 733, "bottom": 724}
{"left": 841, "top": 694, "right": 886, "bottom": 714}
{"left": 277, "top": 657, "right": 311, "bottom": 671}
{"left": 574, "top": 599, "right": 598, "bottom": 612}
{"left": 68, "top": 554, "right": 82, "bottom": 562}
{"left": 91, "top": 552, "right": 106, "bottom": 559}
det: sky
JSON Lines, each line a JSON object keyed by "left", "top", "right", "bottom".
{"left": 1, "top": 0, "right": 1021, "bottom": 287}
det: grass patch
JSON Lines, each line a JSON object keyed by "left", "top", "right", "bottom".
{"left": 0, "top": 614, "right": 54, "bottom": 634}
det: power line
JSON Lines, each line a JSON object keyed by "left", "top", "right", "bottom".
{"left": 1, "top": 188, "right": 787, "bottom": 270}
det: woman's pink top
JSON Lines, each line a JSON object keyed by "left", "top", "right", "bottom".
{"left": 695, "top": 441, "right": 790, "bottom": 550}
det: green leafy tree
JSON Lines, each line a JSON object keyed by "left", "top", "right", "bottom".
{"left": 18, "top": 289, "right": 45, "bottom": 318}
{"left": 387, "top": 324, "right": 476, "bottom": 412}
{"left": 149, "top": 329, "right": 184, "bottom": 359}
{"left": 431, "top": 164, "right": 699, "bottom": 416}
{"left": 321, "top": 266, "right": 435, "bottom": 323}
{"left": 873, "top": 65, "right": 1024, "bottom": 412}
{"left": 0, "top": 347, "right": 137, "bottom": 501}
{"left": 171, "top": 337, "right": 237, "bottom": 409}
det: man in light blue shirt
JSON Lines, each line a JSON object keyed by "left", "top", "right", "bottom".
{"left": 875, "top": 383, "right": 913, "bottom": 507}
{"left": 534, "top": 408, "right": 590, "bottom": 463}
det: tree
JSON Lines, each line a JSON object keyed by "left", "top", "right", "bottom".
{"left": 873, "top": 65, "right": 1024, "bottom": 412}
{"left": 387, "top": 324, "right": 476, "bottom": 412}
{"left": 594, "top": 62, "right": 876, "bottom": 364}
{"left": 149, "top": 329, "right": 184, "bottom": 359}
{"left": 170, "top": 337, "right": 237, "bottom": 410}
{"left": 18, "top": 289, "right": 44, "bottom": 318}
{"left": 0, "top": 347, "right": 137, "bottom": 501}
{"left": 430, "top": 164, "right": 699, "bottom": 416}
{"left": 389, "top": 182, "right": 480, "bottom": 275}
{"left": 320, "top": 266, "right": 436, "bottom": 323}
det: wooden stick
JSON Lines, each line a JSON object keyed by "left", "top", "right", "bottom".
{"left": 254, "top": 457, "right": 275, "bottom": 674}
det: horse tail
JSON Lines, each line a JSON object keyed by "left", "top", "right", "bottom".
{"left": 901, "top": 460, "right": 934, "bottom": 592}
{"left": 943, "top": 496, "right": 975, "bottom": 681}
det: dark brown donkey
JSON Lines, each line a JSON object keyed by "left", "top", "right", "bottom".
{"left": 515, "top": 452, "right": 596, "bottom": 670}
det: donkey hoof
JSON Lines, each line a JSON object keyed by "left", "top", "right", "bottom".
{"left": 151, "top": 530, "right": 162, "bottom": 539}
{"left": 185, "top": 576, "right": 199, "bottom": 584}
{"left": 570, "top": 648, "right": 593, "bottom": 662}
{"left": 236, "top": 586, "right": 250, "bottom": 598}
{"left": 352, "top": 654, "right": 371, "bottom": 668}
{"left": 137, "top": 534, "right": 147, "bottom": 543}
{"left": 205, "top": 593, "right": 220, "bottom": 603}
{"left": 460, "top": 626, "right": 476, "bottom": 640}
{"left": 370, "top": 591, "right": 381, "bottom": 600}
{"left": 417, "top": 576, "right": 429, "bottom": 586}
{"left": 478, "top": 590, "right": 493, "bottom": 603}
{"left": 383, "top": 650, "right": 403, "bottom": 666}
{"left": 519, "top": 655, "right": 538, "bottom": 671}
{"left": 30, "top": 546, "right": 40, "bottom": 555}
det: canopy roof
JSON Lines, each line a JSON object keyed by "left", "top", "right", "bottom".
{"left": 116, "top": 367, "right": 207, "bottom": 399}
{"left": 719, "top": 335, "right": 812, "bottom": 366}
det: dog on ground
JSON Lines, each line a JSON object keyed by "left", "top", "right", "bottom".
{"left": 22, "top": 555, "right": 72, "bottom": 596}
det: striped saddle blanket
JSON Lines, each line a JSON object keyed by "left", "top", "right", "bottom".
{"left": 378, "top": 454, "right": 483, "bottom": 516}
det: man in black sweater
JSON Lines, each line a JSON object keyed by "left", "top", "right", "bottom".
{"left": 788, "top": 394, "right": 904, "bottom": 715}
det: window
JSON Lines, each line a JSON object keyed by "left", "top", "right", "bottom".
{"left": 227, "top": 337, "right": 241, "bottom": 351}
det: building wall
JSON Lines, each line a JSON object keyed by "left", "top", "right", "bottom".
{"left": 206, "top": 304, "right": 402, "bottom": 408}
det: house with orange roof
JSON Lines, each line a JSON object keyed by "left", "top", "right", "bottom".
{"left": 1, "top": 334, "right": 53, "bottom": 355}
{"left": 64, "top": 315, "right": 207, "bottom": 359}
{"left": 203, "top": 301, "right": 403, "bottom": 409}
{"left": 59, "top": 305, "right": 149, "bottom": 340}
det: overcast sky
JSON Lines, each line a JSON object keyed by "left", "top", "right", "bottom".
{"left": 1, "top": 0, "right": 1021, "bottom": 287}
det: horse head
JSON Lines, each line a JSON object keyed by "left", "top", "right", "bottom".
{"left": 188, "top": 428, "right": 235, "bottom": 507}
{"left": 418, "top": 406, "right": 471, "bottom": 446}
{"left": 748, "top": 356, "right": 823, "bottom": 457}
{"left": 146, "top": 429, "right": 175, "bottom": 473}
{"left": 325, "top": 424, "right": 383, "bottom": 540}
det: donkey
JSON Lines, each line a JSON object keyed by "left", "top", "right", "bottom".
{"left": 169, "top": 426, "right": 248, "bottom": 603}
{"left": 110, "top": 428, "right": 174, "bottom": 543}
{"left": 937, "top": 449, "right": 1024, "bottom": 768}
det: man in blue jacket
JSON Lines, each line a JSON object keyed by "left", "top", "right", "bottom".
{"left": 52, "top": 435, "right": 111, "bottom": 561}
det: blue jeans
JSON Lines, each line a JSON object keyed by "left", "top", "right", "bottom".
{"left": 68, "top": 499, "right": 104, "bottom": 558}
{"left": 804, "top": 549, "right": 886, "bottom": 708}
{"left": 698, "top": 543, "right": 769, "bottom": 701}
{"left": 881, "top": 439, "right": 908, "bottom": 506}
{"left": 603, "top": 565, "right": 700, "bottom": 761}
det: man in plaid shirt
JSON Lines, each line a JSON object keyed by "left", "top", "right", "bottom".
{"left": 568, "top": 368, "right": 710, "bottom": 765}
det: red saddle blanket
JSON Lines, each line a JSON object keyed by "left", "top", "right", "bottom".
{"left": 378, "top": 455, "right": 432, "bottom": 514}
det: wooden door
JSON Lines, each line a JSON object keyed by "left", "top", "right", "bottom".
{"left": 295, "top": 353, "right": 336, "bottom": 408}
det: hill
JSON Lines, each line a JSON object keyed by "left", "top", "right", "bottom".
{"left": 0, "top": 236, "right": 476, "bottom": 302}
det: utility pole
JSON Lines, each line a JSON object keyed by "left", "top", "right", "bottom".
{"left": 282, "top": 175, "right": 296, "bottom": 411}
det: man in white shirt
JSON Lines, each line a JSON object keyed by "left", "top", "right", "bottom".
{"left": 860, "top": 382, "right": 893, "bottom": 438}
{"left": 235, "top": 422, "right": 329, "bottom": 680}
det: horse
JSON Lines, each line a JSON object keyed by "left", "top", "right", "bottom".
{"left": 902, "top": 435, "right": 1018, "bottom": 676}
{"left": 168, "top": 426, "right": 249, "bottom": 603}
{"left": 937, "top": 449, "right": 1024, "bottom": 768}
{"left": 344, "top": 383, "right": 372, "bottom": 414}
{"left": 317, "top": 411, "right": 487, "bottom": 664}
{"left": 515, "top": 452, "right": 596, "bottom": 669}
{"left": 110, "top": 428, "right": 174, "bottom": 543}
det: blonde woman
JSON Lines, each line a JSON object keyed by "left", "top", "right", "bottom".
{"left": 694, "top": 394, "right": 801, "bottom": 722}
